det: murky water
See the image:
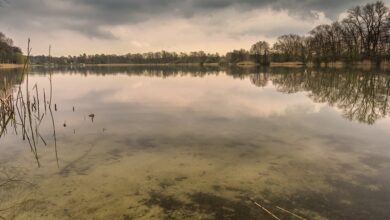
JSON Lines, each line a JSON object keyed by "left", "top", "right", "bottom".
{"left": 1, "top": 66, "right": 390, "bottom": 220}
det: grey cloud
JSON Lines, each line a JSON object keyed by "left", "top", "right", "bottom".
{"left": 73, "top": 0, "right": 376, "bottom": 20}
{"left": 63, "top": 23, "right": 117, "bottom": 40}
{"left": 0, "top": 0, "right": 388, "bottom": 40}
{"left": 0, "top": 0, "right": 8, "bottom": 7}
{"left": 192, "top": 0, "right": 372, "bottom": 17}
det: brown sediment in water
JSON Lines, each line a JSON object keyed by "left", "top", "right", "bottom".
{"left": 1, "top": 129, "right": 386, "bottom": 219}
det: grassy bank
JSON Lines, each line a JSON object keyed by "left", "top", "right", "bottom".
{"left": 270, "top": 62, "right": 305, "bottom": 67}
{"left": 0, "top": 64, "right": 25, "bottom": 69}
{"left": 82, "top": 63, "right": 221, "bottom": 67}
{"left": 4, "top": 61, "right": 388, "bottom": 69}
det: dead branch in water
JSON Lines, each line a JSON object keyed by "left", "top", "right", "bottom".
{"left": 248, "top": 197, "right": 308, "bottom": 220}
{"left": 248, "top": 198, "right": 281, "bottom": 220}
{"left": 48, "top": 45, "right": 59, "bottom": 168}
{"left": 0, "top": 39, "right": 62, "bottom": 220}
{"left": 1, "top": 39, "right": 59, "bottom": 168}
{"left": 276, "top": 206, "right": 307, "bottom": 220}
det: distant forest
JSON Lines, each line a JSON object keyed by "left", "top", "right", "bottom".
{"left": 2, "top": 1, "right": 390, "bottom": 66}
{"left": 0, "top": 32, "right": 24, "bottom": 64}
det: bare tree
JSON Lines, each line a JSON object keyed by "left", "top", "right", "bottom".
{"left": 250, "top": 41, "right": 270, "bottom": 64}
{"left": 344, "top": 1, "right": 389, "bottom": 62}
{"left": 272, "top": 34, "right": 305, "bottom": 62}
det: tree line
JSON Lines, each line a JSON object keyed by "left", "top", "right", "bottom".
{"left": 31, "top": 51, "right": 222, "bottom": 65}
{"left": 229, "top": 1, "right": 390, "bottom": 65}
{"left": 0, "top": 32, "right": 24, "bottom": 64}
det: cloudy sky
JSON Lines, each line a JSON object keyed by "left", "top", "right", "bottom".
{"left": 0, "top": 0, "right": 388, "bottom": 56}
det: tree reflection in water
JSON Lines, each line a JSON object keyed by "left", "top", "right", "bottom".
{"left": 24, "top": 65, "right": 390, "bottom": 125}
{"left": 250, "top": 68, "right": 390, "bottom": 125}
{"left": 2, "top": 66, "right": 389, "bottom": 150}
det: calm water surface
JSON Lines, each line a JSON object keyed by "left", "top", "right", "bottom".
{"left": 1, "top": 66, "right": 390, "bottom": 220}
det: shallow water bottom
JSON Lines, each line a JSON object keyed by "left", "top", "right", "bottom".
{"left": 2, "top": 129, "right": 390, "bottom": 220}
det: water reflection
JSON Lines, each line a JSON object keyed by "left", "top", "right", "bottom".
{"left": 249, "top": 68, "right": 390, "bottom": 125}
{"left": 1, "top": 66, "right": 390, "bottom": 220}
{"left": 0, "top": 69, "right": 24, "bottom": 90}
{"left": 27, "top": 66, "right": 390, "bottom": 125}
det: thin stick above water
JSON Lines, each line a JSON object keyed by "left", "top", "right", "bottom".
{"left": 248, "top": 198, "right": 281, "bottom": 220}
{"left": 276, "top": 206, "right": 307, "bottom": 220}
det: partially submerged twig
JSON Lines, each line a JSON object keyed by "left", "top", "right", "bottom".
{"left": 276, "top": 206, "right": 307, "bottom": 220}
{"left": 48, "top": 45, "right": 59, "bottom": 168}
{"left": 248, "top": 198, "right": 281, "bottom": 220}
{"left": 0, "top": 39, "right": 59, "bottom": 167}
{"left": 249, "top": 197, "right": 308, "bottom": 220}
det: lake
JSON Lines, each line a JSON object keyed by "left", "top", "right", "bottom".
{"left": 1, "top": 66, "right": 390, "bottom": 220}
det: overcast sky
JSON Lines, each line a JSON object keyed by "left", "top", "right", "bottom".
{"left": 0, "top": 0, "right": 388, "bottom": 56}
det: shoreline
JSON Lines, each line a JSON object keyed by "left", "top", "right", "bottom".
{"left": 83, "top": 63, "right": 221, "bottom": 67}
{"left": 0, "top": 64, "right": 25, "bottom": 69}
{"left": 2, "top": 61, "right": 389, "bottom": 70}
{"left": 270, "top": 62, "right": 305, "bottom": 67}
